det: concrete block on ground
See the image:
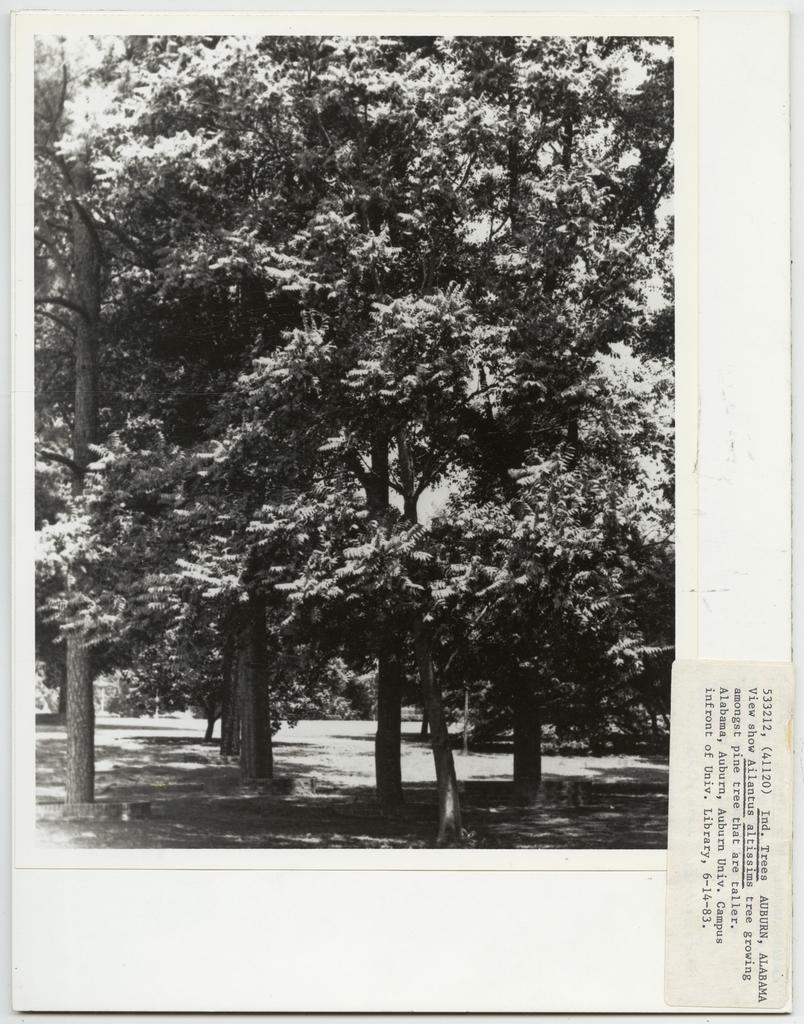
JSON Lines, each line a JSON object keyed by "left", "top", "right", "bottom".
{"left": 239, "top": 776, "right": 319, "bottom": 796}
{"left": 99, "top": 782, "right": 206, "bottom": 796}
{"left": 36, "top": 801, "right": 152, "bottom": 821}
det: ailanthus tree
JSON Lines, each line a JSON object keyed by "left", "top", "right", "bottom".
{"left": 429, "top": 343, "right": 673, "bottom": 793}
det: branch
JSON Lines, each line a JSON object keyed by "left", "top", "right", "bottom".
{"left": 35, "top": 308, "right": 77, "bottom": 335}
{"left": 311, "top": 105, "right": 333, "bottom": 151}
{"left": 39, "top": 146, "right": 104, "bottom": 256}
{"left": 34, "top": 295, "right": 89, "bottom": 321}
{"left": 387, "top": 476, "right": 406, "bottom": 498}
{"left": 344, "top": 450, "right": 371, "bottom": 488}
{"left": 37, "top": 448, "right": 90, "bottom": 477}
{"left": 34, "top": 217, "right": 73, "bottom": 281}
{"left": 95, "top": 217, "right": 157, "bottom": 268}
{"left": 68, "top": 191, "right": 104, "bottom": 255}
{"left": 414, "top": 455, "right": 448, "bottom": 499}
{"left": 452, "top": 152, "right": 476, "bottom": 193}
{"left": 476, "top": 364, "right": 496, "bottom": 423}
{"left": 58, "top": 61, "right": 68, "bottom": 125}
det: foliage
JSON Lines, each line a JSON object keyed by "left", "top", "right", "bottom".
{"left": 34, "top": 34, "right": 674, "bottom": 754}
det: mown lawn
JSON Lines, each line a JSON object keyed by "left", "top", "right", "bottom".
{"left": 36, "top": 715, "right": 668, "bottom": 849}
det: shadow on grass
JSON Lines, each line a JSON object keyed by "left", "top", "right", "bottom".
{"left": 327, "top": 732, "right": 376, "bottom": 743}
{"left": 36, "top": 771, "right": 668, "bottom": 851}
{"left": 36, "top": 780, "right": 669, "bottom": 850}
{"left": 94, "top": 721, "right": 192, "bottom": 732}
{"left": 36, "top": 721, "right": 668, "bottom": 850}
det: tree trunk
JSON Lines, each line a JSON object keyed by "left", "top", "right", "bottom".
{"left": 647, "top": 701, "right": 659, "bottom": 743}
{"left": 57, "top": 675, "right": 67, "bottom": 716}
{"left": 203, "top": 705, "right": 218, "bottom": 743}
{"left": 413, "top": 618, "right": 462, "bottom": 845}
{"left": 462, "top": 688, "right": 470, "bottom": 755}
{"left": 65, "top": 639, "right": 94, "bottom": 803}
{"left": 64, "top": 154, "right": 101, "bottom": 805}
{"left": 374, "top": 643, "right": 404, "bottom": 810}
{"left": 364, "top": 432, "right": 390, "bottom": 513}
{"left": 362, "top": 433, "right": 406, "bottom": 808}
{"left": 420, "top": 710, "right": 429, "bottom": 739}
{"left": 238, "top": 595, "right": 273, "bottom": 781}
{"left": 397, "top": 426, "right": 462, "bottom": 844}
{"left": 513, "top": 678, "right": 542, "bottom": 804}
{"left": 220, "top": 635, "right": 240, "bottom": 757}
{"left": 562, "top": 111, "right": 574, "bottom": 171}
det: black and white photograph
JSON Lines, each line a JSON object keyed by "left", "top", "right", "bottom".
{"left": 32, "top": 31, "right": 676, "bottom": 850}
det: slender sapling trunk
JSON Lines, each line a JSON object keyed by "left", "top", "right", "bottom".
{"left": 238, "top": 594, "right": 273, "bottom": 781}
{"left": 396, "top": 427, "right": 462, "bottom": 843}
{"left": 413, "top": 618, "right": 462, "bottom": 844}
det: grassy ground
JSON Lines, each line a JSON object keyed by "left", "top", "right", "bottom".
{"left": 36, "top": 715, "right": 668, "bottom": 849}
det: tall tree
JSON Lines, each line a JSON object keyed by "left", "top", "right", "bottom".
{"left": 35, "top": 40, "right": 114, "bottom": 801}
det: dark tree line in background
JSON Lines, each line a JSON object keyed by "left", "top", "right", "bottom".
{"left": 34, "top": 35, "right": 674, "bottom": 844}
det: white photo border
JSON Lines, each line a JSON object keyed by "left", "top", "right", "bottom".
{"left": 10, "top": 8, "right": 794, "bottom": 1015}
